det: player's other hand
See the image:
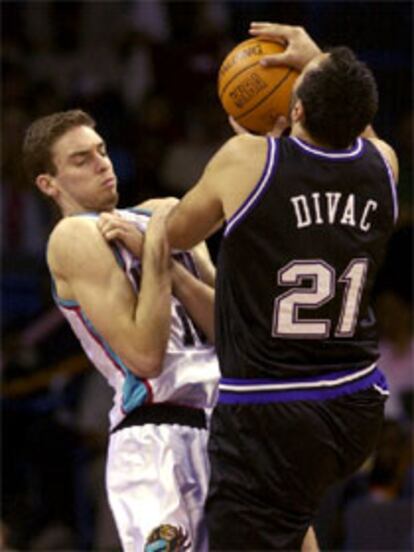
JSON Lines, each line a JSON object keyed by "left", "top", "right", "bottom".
{"left": 249, "top": 22, "right": 321, "bottom": 70}
{"left": 267, "top": 116, "right": 290, "bottom": 138}
{"left": 229, "top": 115, "right": 289, "bottom": 138}
{"left": 144, "top": 201, "right": 177, "bottom": 270}
{"left": 97, "top": 212, "right": 144, "bottom": 257}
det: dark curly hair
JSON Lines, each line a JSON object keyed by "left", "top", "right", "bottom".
{"left": 296, "top": 47, "right": 378, "bottom": 148}
{"left": 23, "top": 109, "right": 95, "bottom": 183}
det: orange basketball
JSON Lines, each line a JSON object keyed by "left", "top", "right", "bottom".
{"left": 218, "top": 38, "right": 299, "bottom": 134}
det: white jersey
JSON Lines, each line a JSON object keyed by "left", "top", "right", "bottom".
{"left": 53, "top": 208, "right": 219, "bottom": 431}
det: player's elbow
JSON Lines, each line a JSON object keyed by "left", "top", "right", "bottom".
{"left": 127, "top": 349, "right": 165, "bottom": 379}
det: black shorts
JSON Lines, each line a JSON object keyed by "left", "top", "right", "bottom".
{"left": 206, "top": 386, "right": 386, "bottom": 551}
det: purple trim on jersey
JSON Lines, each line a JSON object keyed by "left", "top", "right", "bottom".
{"left": 374, "top": 147, "right": 399, "bottom": 223}
{"left": 224, "top": 137, "right": 278, "bottom": 237}
{"left": 218, "top": 365, "right": 388, "bottom": 404}
{"left": 220, "top": 363, "right": 377, "bottom": 386}
{"left": 289, "top": 136, "right": 364, "bottom": 160}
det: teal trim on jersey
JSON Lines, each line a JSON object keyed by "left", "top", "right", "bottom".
{"left": 78, "top": 309, "right": 149, "bottom": 411}
{"left": 122, "top": 371, "right": 150, "bottom": 413}
{"left": 50, "top": 209, "right": 149, "bottom": 412}
{"left": 145, "top": 539, "right": 169, "bottom": 551}
{"left": 51, "top": 279, "right": 79, "bottom": 308}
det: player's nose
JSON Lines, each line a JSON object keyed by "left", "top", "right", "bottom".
{"left": 95, "top": 152, "right": 112, "bottom": 172}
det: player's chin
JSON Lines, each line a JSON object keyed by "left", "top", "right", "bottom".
{"left": 102, "top": 191, "right": 119, "bottom": 211}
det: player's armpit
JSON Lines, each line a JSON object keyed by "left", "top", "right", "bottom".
{"left": 48, "top": 217, "right": 171, "bottom": 378}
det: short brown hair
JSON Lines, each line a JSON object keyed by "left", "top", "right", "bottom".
{"left": 23, "top": 109, "right": 95, "bottom": 183}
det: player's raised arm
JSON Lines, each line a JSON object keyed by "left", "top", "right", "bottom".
{"left": 166, "top": 134, "right": 267, "bottom": 250}
{"left": 48, "top": 214, "right": 172, "bottom": 378}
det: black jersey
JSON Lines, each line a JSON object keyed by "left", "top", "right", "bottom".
{"left": 216, "top": 136, "right": 398, "bottom": 380}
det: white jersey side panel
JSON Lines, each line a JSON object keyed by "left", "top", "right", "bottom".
{"left": 54, "top": 208, "right": 219, "bottom": 431}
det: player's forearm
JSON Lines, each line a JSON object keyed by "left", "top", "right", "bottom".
{"left": 172, "top": 261, "right": 215, "bottom": 344}
{"left": 167, "top": 209, "right": 209, "bottom": 250}
{"left": 167, "top": 189, "right": 224, "bottom": 251}
{"left": 132, "top": 245, "right": 172, "bottom": 377}
{"left": 192, "top": 242, "right": 216, "bottom": 287}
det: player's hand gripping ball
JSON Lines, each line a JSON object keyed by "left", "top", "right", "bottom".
{"left": 218, "top": 38, "right": 299, "bottom": 134}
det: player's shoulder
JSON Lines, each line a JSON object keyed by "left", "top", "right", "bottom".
{"left": 366, "top": 137, "right": 399, "bottom": 183}
{"left": 226, "top": 133, "right": 267, "bottom": 153}
{"left": 47, "top": 214, "right": 101, "bottom": 272}
{"left": 214, "top": 133, "right": 267, "bottom": 167}
{"left": 48, "top": 214, "right": 99, "bottom": 248}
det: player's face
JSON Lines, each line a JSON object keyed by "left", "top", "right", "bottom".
{"left": 50, "top": 125, "right": 119, "bottom": 213}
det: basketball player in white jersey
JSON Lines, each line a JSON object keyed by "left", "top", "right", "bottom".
{"left": 23, "top": 109, "right": 219, "bottom": 552}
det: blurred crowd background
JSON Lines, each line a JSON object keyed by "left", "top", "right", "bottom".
{"left": 1, "top": 1, "right": 412, "bottom": 550}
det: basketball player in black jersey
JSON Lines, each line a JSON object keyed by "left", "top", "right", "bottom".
{"left": 165, "top": 23, "right": 399, "bottom": 551}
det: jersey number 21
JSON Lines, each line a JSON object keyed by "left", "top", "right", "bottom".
{"left": 272, "top": 258, "right": 368, "bottom": 339}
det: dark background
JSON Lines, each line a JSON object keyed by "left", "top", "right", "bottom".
{"left": 2, "top": 1, "right": 413, "bottom": 550}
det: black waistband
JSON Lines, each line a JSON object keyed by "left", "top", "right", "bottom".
{"left": 111, "top": 403, "right": 207, "bottom": 433}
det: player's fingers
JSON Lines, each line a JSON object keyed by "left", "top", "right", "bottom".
{"left": 101, "top": 228, "right": 124, "bottom": 242}
{"left": 97, "top": 212, "right": 119, "bottom": 232}
{"left": 267, "top": 116, "right": 289, "bottom": 138}
{"left": 249, "top": 31, "right": 287, "bottom": 47}
{"left": 98, "top": 216, "right": 130, "bottom": 239}
{"left": 250, "top": 22, "right": 289, "bottom": 33}
{"left": 260, "top": 52, "right": 292, "bottom": 68}
{"left": 228, "top": 116, "right": 250, "bottom": 135}
{"left": 97, "top": 216, "right": 112, "bottom": 236}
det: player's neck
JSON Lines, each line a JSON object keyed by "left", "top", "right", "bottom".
{"left": 291, "top": 126, "right": 331, "bottom": 150}
{"left": 60, "top": 201, "right": 117, "bottom": 217}
{"left": 61, "top": 203, "right": 92, "bottom": 217}
{"left": 291, "top": 125, "right": 354, "bottom": 151}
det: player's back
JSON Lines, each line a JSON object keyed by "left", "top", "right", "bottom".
{"left": 216, "top": 136, "right": 397, "bottom": 381}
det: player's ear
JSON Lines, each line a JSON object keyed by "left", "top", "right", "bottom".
{"left": 36, "top": 174, "right": 57, "bottom": 198}
{"left": 290, "top": 99, "right": 305, "bottom": 124}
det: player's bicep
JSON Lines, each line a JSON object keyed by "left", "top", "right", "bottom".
{"left": 167, "top": 179, "right": 224, "bottom": 249}
{"left": 166, "top": 138, "right": 247, "bottom": 249}
{"left": 71, "top": 255, "right": 137, "bottom": 343}
{"left": 52, "top": 219, "right": 137, "bottom": 350}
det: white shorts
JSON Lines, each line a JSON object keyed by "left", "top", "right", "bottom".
{"left": 106, "top": 421, "right": 210, "bottom": 552}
